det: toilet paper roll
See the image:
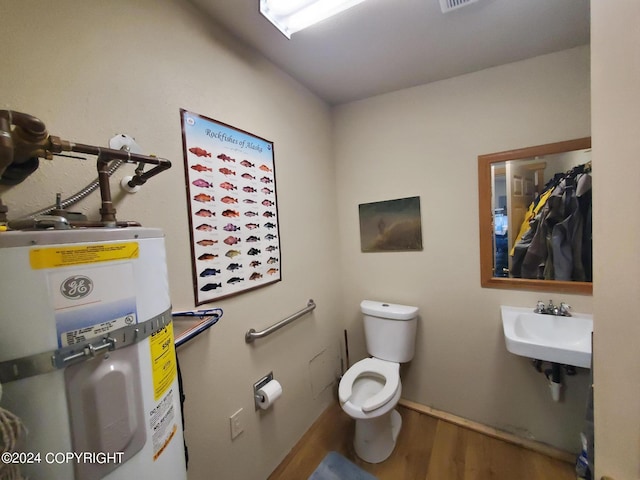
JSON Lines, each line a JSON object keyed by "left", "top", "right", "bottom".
{"left": 257, "top": 379, "right": 282, "bottom": 410}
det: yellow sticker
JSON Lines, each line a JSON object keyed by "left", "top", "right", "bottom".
{"left": 149, "top": 322, "right": 177, "bottom": 401}
{"left": 30, "top": 242, "right": 139, "bottom": 269}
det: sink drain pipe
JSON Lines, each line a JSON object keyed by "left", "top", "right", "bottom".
{"left": 545, "top": 363, "right": 562, "bottom": 402}
{"left": 532, "top": 360, "right": 563, "bottom": 402}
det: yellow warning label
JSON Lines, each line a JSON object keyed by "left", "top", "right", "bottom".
{"left": 30, "top": 242, "right": 139, "bottom": 269}
{"left": 150, "top": 322, "right": 177, "bottom": 401}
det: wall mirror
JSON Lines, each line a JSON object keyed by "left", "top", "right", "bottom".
{"left": 478, "top": 138, "right": 592, "bottom": 294}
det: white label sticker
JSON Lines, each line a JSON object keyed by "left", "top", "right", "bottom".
{"left": 49, "top": 263, "right": 137, "bottom": 348}
{"left": 149, "top": 388, "right": 178, "bottom": 460}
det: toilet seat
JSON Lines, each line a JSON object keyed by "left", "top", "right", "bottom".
{"left": 339, "top": 358, "right": 400, "bottom": 414}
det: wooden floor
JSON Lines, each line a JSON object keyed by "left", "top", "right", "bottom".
{"left": 268, "top": 403, "right": 576, "bottom": 480}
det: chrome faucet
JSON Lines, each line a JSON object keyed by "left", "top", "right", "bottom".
{"left": 558, "top": 302, "right": 572, "bottom": 317}
{"left": 534, "top": 300, "right": 572, "bottom": 316}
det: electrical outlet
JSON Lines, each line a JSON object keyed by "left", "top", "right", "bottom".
{"left": 229, "top": 408, "right": 244, "bottom": 440}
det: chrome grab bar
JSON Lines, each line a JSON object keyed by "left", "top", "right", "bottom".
{"left": 245, "top": 299, "right": 316, "bottom": 343}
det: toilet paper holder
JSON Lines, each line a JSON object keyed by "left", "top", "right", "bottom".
{"left": 253, "top": 371, "right": 274, "bottom": 410}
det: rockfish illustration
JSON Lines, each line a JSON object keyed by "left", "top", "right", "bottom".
{"left": 220, "top": 182, "right": 237, "bottom": 191}
{"left": 200, "top": 282, "right": 222, "bottom": 291}
{"left": 222, "top": 209, "right": 239, "bottom": 217}
{"left": 192, "top": 179, "right": 213, "bottom": 188}
{"left": 191, "top": 163, "right": 212, "bottom": 172}
{"left": 197, "top": 239, "right": 218, "bottom": 246}
{"left": 199, "top": 268, "right": 221, "bottom": 277}
{"left": 259, "top": 164, "right": 272, "bottom": 172}
{"left": 225, "top": 249, "right": 241, "bottom": 258}
{"left": 240, "top": 160, "right": 254, "bottom": 168}
{"left": 195, "top": 209, "right": 214, "bottom": 217}
{"left": 194, "top": 193, "right": 213, "bottom": 203}
{"left": 250, "top": 272, "right": 263, "bottom": 281}
{"left": 198, "top": 253, "right": 218, "bottom": 261}
{"left": 223, "top": 223, "right": 240, "bottom": 232}
{"left": 196, "top": 223, "right": 215, "bottom": 231}
{"left": 224, "top": 236, "right": 241, "bottom": 245}
{"left": 221, "top": 196, "right": 238, "bottom": 204}
{"left": 219, "top": 167, "right": 235, "bottom": 176}
{"left": 189, "top": 147, "right": 211, "bottom": 157}
{"left": 217, "top": 153, "right": 235, "bottom": 162}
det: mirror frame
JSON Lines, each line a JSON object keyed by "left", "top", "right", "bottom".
{"left": 478, "top": 137, "right": 592, "bottom": 295}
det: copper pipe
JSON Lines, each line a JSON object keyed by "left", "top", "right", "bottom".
{"left": 54, "top": 140, "right": 172, "bottom": 169}
{"left": 97, "top": 159, "right": 117, "bottom": 225}
{"left": 0, "top": 198, "right": 7, "bottom": 223}
{"left": 0, "top": 110, "right": 48, "bottom": 183}
{"left": 0, "top": 113, "right": 14, "bottom": 178}
{"left": 1, "top": 111, "right": 173, "bottom": 225}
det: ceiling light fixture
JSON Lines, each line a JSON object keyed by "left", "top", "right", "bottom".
{"left": 260, "top": 0, "right": 367, "bottom": 39}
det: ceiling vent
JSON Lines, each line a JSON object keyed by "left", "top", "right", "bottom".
{"left": 439, "top": 0, "right": 479, "bottom": 13}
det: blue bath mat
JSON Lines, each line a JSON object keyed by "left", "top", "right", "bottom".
{"left": 308, "top": 451, "right": 378, "bottom": 480}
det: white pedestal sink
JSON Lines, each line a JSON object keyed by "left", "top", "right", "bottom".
{"left": 501, "top": 305, "right": 593, "bottom": 368}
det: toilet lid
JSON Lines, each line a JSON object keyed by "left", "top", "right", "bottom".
{"left": 339, "top": 358, "right": 399, "bottom": 413}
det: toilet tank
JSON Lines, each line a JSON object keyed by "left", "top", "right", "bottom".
{"left": 361, "top": 300, "right": 419, "bottom": 363}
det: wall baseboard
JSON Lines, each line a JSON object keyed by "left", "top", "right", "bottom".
{"left": 399, "top": 398, "right": 576, "bottom": 464}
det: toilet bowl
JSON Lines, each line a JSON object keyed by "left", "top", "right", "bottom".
{"left": 339, "top": 358, "right": 400, "bottom": 417}
{"left": 338, "top": 358, "right": 403, "bottom": 463}
{"left": 339, "top": 300, "right": 418, "bottom": 463}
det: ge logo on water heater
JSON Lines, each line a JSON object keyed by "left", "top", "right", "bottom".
{"left": 60, "top": 275, "right": 94, "bottom": 300}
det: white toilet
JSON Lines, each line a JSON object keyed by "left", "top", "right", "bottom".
{"left": 339, "top": 300, "right": 419, "bottom": 463}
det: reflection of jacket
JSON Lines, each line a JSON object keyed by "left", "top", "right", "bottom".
{"left": 509, "top": 188, "right": 553, "bottom": 257}
{"left": 514, "top": 172, "right": 592, "bottom": 280}
{"left": 547, "top": 174, "right": 591, "bottom": 281}
{"left": 520, "top": 201, "right": 552, "bottom": 279}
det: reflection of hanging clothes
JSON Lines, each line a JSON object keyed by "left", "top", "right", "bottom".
{"left": 510, "top": 182, "right": 559, "bottom": 278}
{"left": 548, "top": 173, "right": 591, "bottom": 281}
{"left": 510, "top": 187, "right": 554, "bottom": 256}
{"left": 510, "top": 164, "right": 592, "bottom": 281}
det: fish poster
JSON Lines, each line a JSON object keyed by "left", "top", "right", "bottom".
{"left": 180, "top": 109, "right": 281, "bottom": 304}
{"left": 358, "top": 196, "right": 423, "bottom": 252}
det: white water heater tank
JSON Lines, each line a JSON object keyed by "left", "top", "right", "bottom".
{"left": 0, "top": 227, "right": 187, "bottom": 480}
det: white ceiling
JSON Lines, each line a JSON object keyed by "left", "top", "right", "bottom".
{"left": 189, "top": 0, "right": 590, "bottom": 105}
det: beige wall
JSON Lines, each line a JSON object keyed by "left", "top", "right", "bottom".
{"left": 6, "top": 0, "right": 637, "bottom": 478}
{"left": 333, "top": 46, "right": 593, "bottom": 452}
{"left": 592, "top": 1, "right": 640, "bottom": 479}
{"left": 1, "top": 2, "right": 342, "bottom": 480}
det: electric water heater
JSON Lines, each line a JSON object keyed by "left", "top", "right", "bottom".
{"left": 0, "top": 227, "right": 187, "bottom": 479}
